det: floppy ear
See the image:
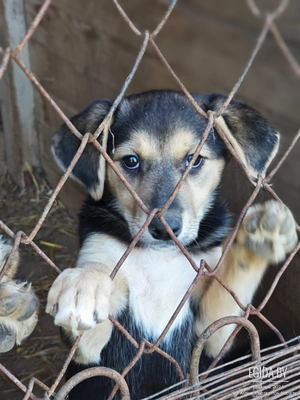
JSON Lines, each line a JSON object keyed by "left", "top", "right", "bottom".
{"left": 196, "top": 94, "right": 280, "bottom": 178}
{"left": 52, "top": 99, "right": 113, "bottom": 200}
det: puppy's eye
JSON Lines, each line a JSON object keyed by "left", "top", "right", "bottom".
{"left": 122, "top": 155, "right": 140, "bottom": 170}
{"left": 186, "top": 154, "right": 204, "bottom": 169}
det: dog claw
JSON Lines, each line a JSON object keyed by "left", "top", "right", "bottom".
{"left": 52, "top": 303, "right": 58, "bottom": 315}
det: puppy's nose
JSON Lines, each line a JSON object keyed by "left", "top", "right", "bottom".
{"left": 148, "top": 216, "right": 182, "bottom": 241}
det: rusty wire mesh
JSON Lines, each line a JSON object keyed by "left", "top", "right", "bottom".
{"left": 0, "top": 0, "right": 300, "bottom": 399}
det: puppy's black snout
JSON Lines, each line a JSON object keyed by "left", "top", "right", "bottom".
{"left": 149, "top": 216, "right": 182, "bottom": 241}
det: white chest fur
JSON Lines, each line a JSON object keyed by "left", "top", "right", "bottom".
{"left": 77, "top": 234, "right": 222, "bottom": 340}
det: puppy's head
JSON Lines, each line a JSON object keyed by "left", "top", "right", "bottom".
{"left": 52, "top": 90, "right": 279, "bottom": 247}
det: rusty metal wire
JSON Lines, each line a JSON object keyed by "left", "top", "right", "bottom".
{"left": 157, "top": 336, "right": 300, "bottom": 400}
{"left": 189, "top": 316, "right": 261, "bottom": 386}
{"left": 0, "top": 47, "right": 11, "bottom": 79}
{"left": 55, "top": 367, "right": 130, "bottom": 400}
{"left": 0, "top": 0, "right": 300, "bottom": 399}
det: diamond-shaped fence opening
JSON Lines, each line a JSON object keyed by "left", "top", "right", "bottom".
{"left": 0, "top": 0, "right": 299, "bottom": 399}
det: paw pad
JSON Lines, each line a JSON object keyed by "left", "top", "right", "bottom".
{"left": 242, "top": 200, "right": 298, "bottom": 263}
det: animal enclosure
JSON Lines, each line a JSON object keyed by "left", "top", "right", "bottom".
{"left": 0, "top": 0, "right": 300, "bottom": 399}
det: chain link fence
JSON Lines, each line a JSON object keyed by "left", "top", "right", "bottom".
{"left": 0, "top": 0, "right": 300, "bottom": 398}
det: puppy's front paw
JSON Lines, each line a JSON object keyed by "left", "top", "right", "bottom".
{"left": 46, "top": 265, "right": 112, "bottom": 334}
{"left": 239, "top": 200, "right": 298, "bottom": 264}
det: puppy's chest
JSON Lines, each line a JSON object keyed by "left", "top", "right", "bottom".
{"left": 79, "top": 234, "right": 221, "bottom": 339}
{"left": 122, "top": 247, "right": 221, "bottom": 339}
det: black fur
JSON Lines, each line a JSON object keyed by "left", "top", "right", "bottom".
{"left": 65, "top": 306, "right": 219, "bottom": 400}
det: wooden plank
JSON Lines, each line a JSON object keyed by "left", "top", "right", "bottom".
{"left": 183, "top": 0, "right": 300, "bottom": 44}
{"left": 28, "top": 41, "right": 177, "bottom": 112}
{"left": 0, "top": 0, "right": 39, "bottom": 187}
{"left": 25, "top": 0, "right": 300, "bottom": 131}
{"left": 28, "top": 0, "right": 300, "bottom": 44}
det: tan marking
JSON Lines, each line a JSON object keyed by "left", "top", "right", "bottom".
{"left": 112, "top": 130, "right": 158, "bottom": 161}
{"left": 93, "top": 120, "right": 114, "bottom": 201}
{"left": 216, "top": 115, "right": 255, "bottom": 175}
{"left": 112, "top": 128, "right": 214, "bottom": 161}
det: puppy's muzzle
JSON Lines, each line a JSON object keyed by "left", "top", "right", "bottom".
{"left": 148, "top": 214, "right": 182, "bottom": 241}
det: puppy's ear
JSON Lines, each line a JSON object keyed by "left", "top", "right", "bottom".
{"left": 52, "top": 99, "right": 113, "bottom": 200}
{"left": 197, "top": 94, "right": 280, "bottom": 178}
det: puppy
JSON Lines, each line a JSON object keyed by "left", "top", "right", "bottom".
{"left": 47, "top": 90, "right": 298, "bottom": 399}
{"left": 0, "top": 236, "right": 38, "bottom": 352}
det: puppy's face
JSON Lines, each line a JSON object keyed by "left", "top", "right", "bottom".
{"left": 52, "top": 90, "right": 279, "bottom": 247}
{"left": 107, "top": 124, "right": 225, "bottom": 247}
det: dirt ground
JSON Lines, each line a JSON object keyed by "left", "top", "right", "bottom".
{"left": 0, "top": 171, "right": 79, "bottom": 399}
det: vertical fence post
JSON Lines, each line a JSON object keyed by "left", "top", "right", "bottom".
{"left": 0, "top": 0, "right": 39, "bottom": 187}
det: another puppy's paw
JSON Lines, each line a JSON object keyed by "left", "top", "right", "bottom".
{"left": 239, "top": 200, "right": 298, "bottom": 264}
{"left": 0, "top": 279, "right": 38, "bottom": 319}
{"left": 46, "top": 264, "right": 112, "bottom": 334}
{"left": 0, "top": 236, "right": 39, "bottom": 352}
{"left": 0, "top": 236, "right": 19, "bottom": 280}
